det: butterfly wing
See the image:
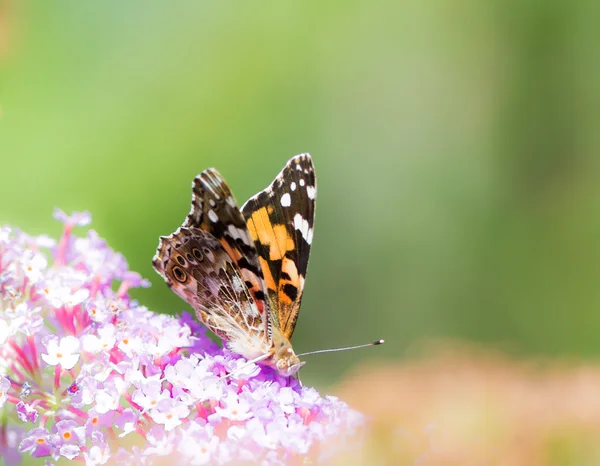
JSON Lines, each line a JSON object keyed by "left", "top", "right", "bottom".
{"left": 182, "top": 168, "right": 270, "bottom": 329}
{"left": 152, "top": 227, "right": 270, "bottom": 358}
{"left": 241, "top": 153, "right": 316, "bottom": 339}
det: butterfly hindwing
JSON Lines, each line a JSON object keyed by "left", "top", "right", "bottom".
{"left": 152, "top": 227, "right": 268, "bottom": 352}
{"left": 241, "top": 154, "right": 316, "bottom": 339}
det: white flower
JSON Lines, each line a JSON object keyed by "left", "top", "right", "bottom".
{"left": 116, "top": 332, "right": 144, "bottom": 358}
{"left": 81, "top": 324, "right": 116, "bottom": 354}
{"left": 41, "top": 336, "right": 81, "bottom": 370}
{"left": 83, "top": 444, "right": 111, "bottom": 465}
{"left": 149, "top": 398, "right": 190, "bottom": 431}
{"left": 131, "top": 380, "right": 171, "bottom": 413}
{"left": 17, "top": 250, "right": 48, "bottom": 283}
{"left": 95, "top": 378, "right": 126, "bottom": 414}
{"left": 215, "top": 391, "right": 254, "bottom": 422}
{"left": 45, "top": 286, "right": 89, "bottom": 308}
{"left": 164, "top": 357, "right": 196, "bottom": 388}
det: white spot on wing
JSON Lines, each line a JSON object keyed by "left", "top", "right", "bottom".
{"left": 299, "top": 179, "right": 305, "bottom": 187}
{"left": 227, "top": 224, "right": 252, "bottom": 245}
{"left": 209, "top": 199, "right": 216, "bottom": 207}
{"left": 228, "top": 224, "right": 240, "bottom": 240}
{"left": 208, "top": 210, "right": 219, "bottom": 223}
{"left": 290, "top": 182, "right": 296, "bottom": 191}
{"left": 293, "top": 213, "right": 312, "bottom": 244}
{"left": 306, "top": 185, "right": 316, "bottom": 200}
{"left": 280, "top": 193, "right": 291, "bottom": 207}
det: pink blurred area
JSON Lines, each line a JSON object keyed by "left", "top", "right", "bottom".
{"left": 333, "top": 343, "right": 600, "bottom": 465}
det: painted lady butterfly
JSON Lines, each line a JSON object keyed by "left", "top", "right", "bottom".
{"left": 153, "top": 154, "right": 316, "bottom": 375}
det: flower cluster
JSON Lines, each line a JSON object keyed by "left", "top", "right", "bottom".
{"left": 0, "top": 210, "right": 364, "bottom": 465}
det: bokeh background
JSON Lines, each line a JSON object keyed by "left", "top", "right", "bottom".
{"left": 2, "top": 2, "right": 600, "bottom": 462}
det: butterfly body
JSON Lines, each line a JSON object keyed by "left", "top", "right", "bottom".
{"left": 153, "top": 154, "right": 316, "bottom": 376}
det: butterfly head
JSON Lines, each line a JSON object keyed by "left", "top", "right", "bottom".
{"left": 272, "top": 345, "right": 305, "bottom": 376}
{"left": 268, "top": 327, "right": 305, "bottom": 376}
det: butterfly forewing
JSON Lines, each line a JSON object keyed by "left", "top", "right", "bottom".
{"left": 183, "top": 169, "right": 270, "bottom": 328}
{"left": 241, "top": 154, "right": 316, "bottom": 339}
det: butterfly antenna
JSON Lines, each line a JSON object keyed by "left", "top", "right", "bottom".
{"left": 296, "top": 339, "right": 384, "bottom": 357}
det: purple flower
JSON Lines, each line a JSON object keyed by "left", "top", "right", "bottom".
{"left": 0, "top": 211, "right": 365, "bottom": 465}
{"left": 84, "top": 408, "right": 115, "bottom": 434}
{"left": 16, "top": 401, "right": 39, "bottom": 423}
{"left": 51, "top": 420, "right": 85, "bottom": 446}
{"left": 52, "top": 208, "right": 92, "bottom": 227}
{"left": 19, "top": 428, "right": 54, "bottom": 458}
{"left": 114, "top": 408, "right": 139, "bottom": 437}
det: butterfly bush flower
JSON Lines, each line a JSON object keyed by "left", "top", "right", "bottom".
{"left": 0, "top": 211, "right": 364, "bottom": 465}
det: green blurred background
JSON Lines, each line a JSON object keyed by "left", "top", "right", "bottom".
{"left": 1, "top": 1, "right": 600, "bottom": 388}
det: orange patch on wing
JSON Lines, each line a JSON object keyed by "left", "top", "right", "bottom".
{"left": 248, "top": 208, "right": 294, "bottom": 261}
{"left": 259, "top": 257, "right": 276, "bottom": 292}
{"left": 278, "top": 258, "right": 299, "bottom": 304}
{"left": 281, "top": 257, "right": 299, "bottom": 283}
{"left": 278, "top": 290, "right": 293, "bottom": 305}
{"left": 247, "top": 217, "right": 258, "bottom": 240}
{"left": 219, "top": 241, "right": 241, "bottom": 262}
{"left": 270, "top": 225, "right": 294, "bottom": 260}
{"left": 248, "top": 208, "right": 273, "bottom": 245}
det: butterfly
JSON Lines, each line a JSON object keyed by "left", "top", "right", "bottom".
{"left": 152, "top": 154, "right": 316, "bottom": 376}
